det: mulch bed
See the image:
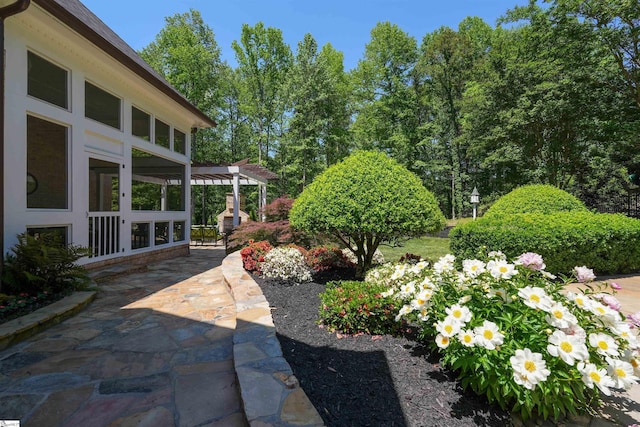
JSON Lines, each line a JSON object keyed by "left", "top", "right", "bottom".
{"left": 0, "top": 290, "right": 71, "bottom": 325}
{"left": 254, "top": 270, "right": 511, "bottom": 427}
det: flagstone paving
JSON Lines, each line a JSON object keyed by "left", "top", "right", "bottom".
{"left": 0, "top": 247, "right": 247, "bottom": 427}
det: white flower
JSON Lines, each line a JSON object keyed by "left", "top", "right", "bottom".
{"left": 433, "top": 254, "right": 456, "bottom": 273}
{"left": 487, "top": 288, "right": 509, "bottom": 302}
{"left": 589, "top": 332, "right": 620, "bottom": 357}
{"left": 609, "top": 322, "right": 639, "bottom": 349}
{"left": 518, "top": 286, "right": 553, "bottom": 311}
{"left": 561, "top": 323, "right": 587, "bottom": 341}
{"left": 458, "top": 294, "right": 472, "bottom": 304}
{"left": 577, "top": 362, "right": 616, "bottom": 396}
{"left": 445, "top": 304, "right": 472, "bottom": 324}
{"left": 435, "top": 317, "right": 462, "bottom": 337}
{"left": 606, "top": 357, "right": 639, "bottom": 390}
{"left": 395, "top": 304, "right": 413, "bottom": 321}
{"left": 462, "top": 259, "right": 486, "bottom": 277}
{"left": 397, "top": 281, "right": 417, "bottom": 299}
{"left": 417, "top": 307, "right": 430, "bottom": 322}
{"left": 622, "top": 349, "right": 640, "bottom": 377}
{"left": 420, "top": 277, "right": 436, "bottom": 290}
{"left": 566, "top": 292, "right": 594, "bottom": 311}
{"left": 260, "top": 247, "right": 312, "bottom": 282}
{"left": 547, "top": 330, "right": 589, "bottom": 366}
{"left": 390, "top": 264, "right": 408, "bottom": 280}
{"left": 380, "top": 288, "right": 394, "bottom": 298}
{"left": 488, "top": 250, "right": 506, "bottom": 260}
{"left": 574, "top": 266, "right": 596, "bottom": 283}
{"left": 590, "top": 301, "right": 622, "bottom": 325}
{"left": 487, "top": 260, "right": 518, "bottom": 280}
{"left": 411, "top": 289, "right": 433, "bottom": 310}
{"left": 458, "top": 329, "right": 476, "bottom": 347}
{"left": 474, "top": 320, "right": 504, "bottom": 350}
{"left": 510, "top": 348, "right": 551, "bottom": 390}
{"left": 410, "top": 260, "right": 429, "bottom": 274}
{"left": 435, "top": 334, "right": 450, "bottom": 349}
{"left": 545, "top": 302, "right": 578, "bottom": 329}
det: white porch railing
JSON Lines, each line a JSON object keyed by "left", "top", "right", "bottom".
{"left": 88, "top": 213, "right": 120, "bottom": 258}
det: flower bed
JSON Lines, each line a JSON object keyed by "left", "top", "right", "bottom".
{"left": 371, "top": 251, "right": 639, "bottom": 421}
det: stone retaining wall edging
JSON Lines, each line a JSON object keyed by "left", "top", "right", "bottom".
{"left": 221, "top": 251, "right": 325, "bottom": 427}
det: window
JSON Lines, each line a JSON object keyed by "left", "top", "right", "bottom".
{"left": 27, "top": 116, "right": 68, "bottom": 209}
{"left": 28, "top": 51, "right": 68, "bottom": 109}
{"left": 131, "top": 222, "right": 150, "bottom": 249}
{"left": 85, "top": 82, "right": 121, "bottom": 129}
{"left": 174, "top": 129, "right": 186, "bottom": 155}
{"left": 155, "top": 221, "right": 169, "bottom": 245}
{"left": 27, "top": 226, "right": 68, "bottom": 245}
{"left": 155, "top": 119, "right": 170, "bottom": 149}
{"left": 131, "top": 149, "right": 185, "bottom": 211}
{"left": 89, "top": 158, "right": 119, "bottom": 212}
{"left": 132, "top": 107, "right": 150, "bottom": 141}
{"left": 173, "top": 221, "right": 185, "bottom": 242}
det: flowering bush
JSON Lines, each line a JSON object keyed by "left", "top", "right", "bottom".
{"left": 260, "top": 247, "right": 313, "bottom": 283}
{"left": 239, "top": 240, "right": 273, "bottom": 272}
{"left": 305, "top": 246, "right": 355, "bottom": 272}
{"left": 369, "top": 251, "right": 639, "bottom": 421}
{"left": 341, "top": 247, "right": 385, "bottom": 266}
{"left": 319, "top": 280, "right": 402, "bottom": 335}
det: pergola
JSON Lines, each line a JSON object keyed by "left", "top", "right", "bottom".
{"left": 190, "top": 159, "right": 278, "bottom": 227}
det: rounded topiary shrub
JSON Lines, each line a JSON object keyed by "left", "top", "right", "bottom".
{"left": 450, "top": 212, "right": 640, "bottom": 274}
{"left": 484, "top": 185, "right": 588, "bottom": 217}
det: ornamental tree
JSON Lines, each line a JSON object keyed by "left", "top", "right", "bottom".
{"left": 289, "top": 151, "right": 445, "bottom": 278}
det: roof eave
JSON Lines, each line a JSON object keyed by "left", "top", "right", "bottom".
{"left": 32, "top": 0, "right": 216, "bottom": 128}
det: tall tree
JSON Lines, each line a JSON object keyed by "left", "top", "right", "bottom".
{"left": 139, "top": 9, "right": 224, "bottom": 162}
{"left": 350, "top": 22, "right": 420, "bottom": 168}
{"left": 232, "top": 22, "right": 292, "bottom": 166}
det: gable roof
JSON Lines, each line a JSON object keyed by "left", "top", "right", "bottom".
{"left": 32, "top": 0, "right": 216, "bottom": 128}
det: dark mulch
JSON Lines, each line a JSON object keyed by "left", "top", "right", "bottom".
{"left": 0, "top": 290, "right": 71, "bottom": 324}
{"left": 254, "top": 270, "right": 511, "bottom": 427}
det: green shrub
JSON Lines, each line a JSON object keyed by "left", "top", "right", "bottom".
{"left": 484, "top": 185, "right": 588, "bottom": 218}
{"left": 290, "top": 150, "right": 445, "bottom": 278}
{"left": 319, "top": 280, "right": 402, "bottom": 335}
{"left": 1, "top": 232, "right": 90, "bottom": 295}
{"left": 450, "top": 212, "right": 640, "bottom": 275}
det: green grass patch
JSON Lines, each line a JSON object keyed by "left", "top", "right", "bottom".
{"left": 379, "top": 236, "right": 450, "bottom": 263}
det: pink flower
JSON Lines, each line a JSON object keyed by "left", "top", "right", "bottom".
{"left": 574, "top": 266, "right": 596, "bottom": 283}
{"left": 610, "top": 282, "right": 622, "bottom": 290}
{"left": 601, "top": 294, "right": 622, "bottom": 312}
{"left": 517, "top": 252, "right": 546, "bottom": 271}
{"left": 627, "top": 311, "right": 640, "bottom": 328}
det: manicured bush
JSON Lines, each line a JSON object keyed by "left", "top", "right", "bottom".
{"left": 319, "top": 280, "right": 402, "bottom": 335}
{"left": 290, "top": 150, "right": 445, "bottom": 278}
{"left": 484, "top": 184, "right": 588, "bottom": 218}
{"left": 450, "top": 212, "right": 640, "bottom": 275}
{"left": 239, "top": 240, "right": 273, "bottom": 272}
{"left": 305, "top": 246, "right": 354, "bottom": 272}
{"left": 1, "top": 232, "right": 90, "bottom": 295}
{"left": 260, "top": 246, "right": 312, "bottom": 283}
{"left": 375, "top": 252, "right": 639, "bottom": 421}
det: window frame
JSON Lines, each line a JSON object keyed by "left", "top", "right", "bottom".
{"left": 84, "top": 81, "right": 122, "bottom": 130}
{"left": 27, "top": 50, "right": 70, "bottom": 110}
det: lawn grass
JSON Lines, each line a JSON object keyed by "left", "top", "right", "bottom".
{"left": 378, "top": 236, "right": 451, "bottom": 263}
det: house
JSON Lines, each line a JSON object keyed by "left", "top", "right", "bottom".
{"left": 1, "top": 0, "right": 216, "bottom": 270}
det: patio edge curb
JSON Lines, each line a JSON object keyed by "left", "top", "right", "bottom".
{"left": 0, "top": 290, "right": 97, "bottom": 351}
{"left": 221, "top": 251, "right": 325, "bottom": 427}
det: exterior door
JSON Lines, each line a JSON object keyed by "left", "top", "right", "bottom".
{"left": 88, "top": 157, "right": 121, "bottom": 259}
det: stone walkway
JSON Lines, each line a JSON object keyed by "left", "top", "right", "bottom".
{"left": 0, "top": 247, "right": 247, "bottom": 427}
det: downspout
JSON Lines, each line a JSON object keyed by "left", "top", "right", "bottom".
{"left": 0, "top": 0, "right": 30, "bottom": 283}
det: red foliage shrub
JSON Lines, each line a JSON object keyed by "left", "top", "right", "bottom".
{"left": 398, "top": 253, "right": 423, "bottom": 264}
{"left": 305, "top": 246, "right": 355, "bottom": 272}
{"left": 240, "top": 240, "right": 273, "bottom": 272}
{"left": 262, "top": 196, "right": 294, "bottom": 221}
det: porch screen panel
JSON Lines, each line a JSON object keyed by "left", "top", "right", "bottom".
{"left": 131, "top": 148, "right": 185, "bottom": 211}
{"left": 27, "top": 116, "right": 68, "bottom": 209}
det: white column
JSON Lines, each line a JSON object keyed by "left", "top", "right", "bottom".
{"left": 232, "top": 172, "right": 240, "bottom": 226}
{"left": 260, "top": 184, "right": 267, "bottom": 222}
{"left": 161, "top": 183, "right": 167, "bottom": 211}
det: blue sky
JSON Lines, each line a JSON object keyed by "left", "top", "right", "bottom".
{"left": 81, "top": 0, "right": 527, "bottom": 71}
